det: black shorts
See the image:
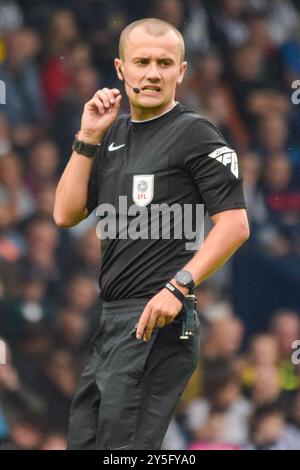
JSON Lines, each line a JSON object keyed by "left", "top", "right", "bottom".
{"left": 67, "top": 298, "right": 200, "bottom": 450}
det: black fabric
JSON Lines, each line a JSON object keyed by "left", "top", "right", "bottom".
{"left": 87, "top": 102, "right": 246, "bottom": 301}
{"left": 67, "top": 299, "right": 200, "bottom": 450}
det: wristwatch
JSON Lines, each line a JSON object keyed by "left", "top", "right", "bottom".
{"left": 175, "top": 270, "right": 195, "bottom": 293}
{"left": 72, "top": 132, "right": 101, "bottom": 158}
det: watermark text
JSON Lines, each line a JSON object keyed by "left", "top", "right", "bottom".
{"left": 0, "top": 339, "right": 6, "bottom": 365}
{"left": 291, "top": 80, "right": 300, "bottom": 105}
{"left": 0, "top": 80, "right": 6, "bottom": 104}
{"left": 95, "top": 197, "right": 205, "bottom": 251}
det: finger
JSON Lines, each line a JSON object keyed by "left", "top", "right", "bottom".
{"left": 94, "top": 96, "right": 106, "bottom": 114}
{"left": 93, "top": 93, "right": 121, "bottom": 115}
{"left": 143, "top": 312, "right": 158, "bottom": 342}
{"left": 111, "top": 93, "right": 122, "bottom": 112}
{"left": 103, "top": 88, "right": 118, "bottom": 105}
{"left": 111, "top": 88, "right": 121, "bottom": 96}
{"left": 85, "top": 98, "right": 103, "bottom": 115}
{"left": 93, "top": 96, "right": 105, "bottom": 114}
{"left": 136, "top": 304, "right": 152, "bottom": 339}
{"left": 165, "top": 317, "right": 174, "bottom": 325}
{"left": 101, "top": 88, "right": 114, "bottom": 108}
{"left": 156, "top": 316, "right": 166, "bottom": 328}
{"left": 96, "top": 89, "right": 110, "bottom": 110}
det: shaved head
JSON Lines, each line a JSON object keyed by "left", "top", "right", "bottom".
{"left": 119, "top": 18, "right": 185, "bottom": 63}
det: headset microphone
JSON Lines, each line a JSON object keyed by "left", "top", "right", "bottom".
{"left": 119, "top": 68, "right": 140, "bottom": 94}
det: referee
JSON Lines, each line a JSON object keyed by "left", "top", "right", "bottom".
{"left": 54, "top": 18, "right": 249, "bottom": 450}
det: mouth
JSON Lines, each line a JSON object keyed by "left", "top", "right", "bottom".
{"left": 142, "top": 85, "right": 161, "bottom": 92}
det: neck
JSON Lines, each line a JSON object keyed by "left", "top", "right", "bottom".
{"left": 130, "top": 100, "right": 176, "bottom": 121}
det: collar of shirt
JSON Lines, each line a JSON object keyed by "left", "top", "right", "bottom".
{"left": 130, "top": 101, "right": 179, "bottom": 123}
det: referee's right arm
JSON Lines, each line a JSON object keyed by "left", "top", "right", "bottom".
{"left": 53, "top": 88, "right": 121, "bottom": 227}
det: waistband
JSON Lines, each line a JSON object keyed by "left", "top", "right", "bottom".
{"left": 101, "top": 297, "right": 151, "bottom": 313}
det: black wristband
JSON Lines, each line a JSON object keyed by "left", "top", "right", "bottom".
{"left": 165, "top": 282, "right": 186, "bottom": 305}
{"left": 72, "top": 133, "right": 101, "bottom": 158}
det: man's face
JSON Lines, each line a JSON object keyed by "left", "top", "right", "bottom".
{"left": 115, "top": 27, "right": 186, "bottom": 113}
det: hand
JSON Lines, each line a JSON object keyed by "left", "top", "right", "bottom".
{"left": 136, "top": 288, "right": 183, "bottom": 342}
{"left": 79, "top": 88, "right": 122, "bottom": 144}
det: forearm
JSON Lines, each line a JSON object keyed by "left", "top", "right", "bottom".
{"left": 53, "top": 151, "right": 94, "bottom": 227}
{"left": 172, "top": 209, "right": 250, "bottom": 289}
{"left": 185, "top": 220, "right": 247, "bottom": 285}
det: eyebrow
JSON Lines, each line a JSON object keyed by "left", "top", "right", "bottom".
{"left": 132, "top": 56, "right": 175, "bottom": 63}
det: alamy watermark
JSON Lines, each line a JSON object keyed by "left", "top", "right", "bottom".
{"left": 95, "top": 197, "right": 205, "bottom": 251}
{"left": 0, "top": 80, "right": 6, "bottom": 104}
{"left": 291, "top": 340, "right": 300, "bottom": 365}
{"left": 291, "top": 80, "right": 300, "bottom": 105}
{"left": 0, "top": 339, "right": 6, "bottom": 365}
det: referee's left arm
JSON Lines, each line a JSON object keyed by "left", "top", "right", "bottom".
{"left": 181, "top": 208, "right": 250, "bottom": 285}
{"left": 136, "top": 208, "right": 249, "bottom": 341}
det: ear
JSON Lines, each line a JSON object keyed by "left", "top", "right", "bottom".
{"left": 114, "top": 58, "right": 123, "bottom": 81}
{"left": 176, "top": 61, "right": 187, "bottom": 85}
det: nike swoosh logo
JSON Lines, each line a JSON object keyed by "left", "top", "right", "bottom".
{"left": 108, "top": 143, "right": 125, "bottom": 151}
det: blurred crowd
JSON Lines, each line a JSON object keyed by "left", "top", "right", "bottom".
{"left": 0, "top": 0, "right": 300, "bottom": 450}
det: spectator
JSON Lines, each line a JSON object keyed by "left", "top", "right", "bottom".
{"left": 186, "top": 363, "right": 252, "bottom": 447}
{"left": 183, "top": 0, "right": 211, "bottom": 57}
{"left": 271, "top": 310, "right": 300, "bottom": 391}
{"left": 24, "top": 138, "right": 59, "bottom": 196}
{"left": 51, "top": 305, "right": 91, "bottom": 353}
{"left": 26, "top": 349, "right": 79, "bottom": 434}
{"left": 244, "top": 403, "right": 300, "bottom": 450}
{"left": 266, "top": 0, "right": 300, "bottom": 46}
{"left": 201, "top": 315, "right": 244, "bottom": 361}
{"left": 0, "top": 29, "right": 46, "bottom": 146}
{"left": 0, "top": 0, "right": 23, "bottom": 35}
{"left": 0, "top": 152, "right": 35, "bottom": 221}
{"left": 18, "top": 218, "right": 61, "bottom": 290}
{"left": 250, "top": 365, "right": 290, "bottom": 411}
{"left": 41, "top": 9, "right": 81, "bottom": 112}
{"left": 0, "top": 271, "right": 49, "bottom": 348}
{"left": 239, "top": 151, "right": 268, "bottom": 224}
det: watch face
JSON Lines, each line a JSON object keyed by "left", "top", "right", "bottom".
{"left": 176, "top": 270, "right": 193, "bottom": 286}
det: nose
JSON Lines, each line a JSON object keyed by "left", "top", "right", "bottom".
{"left": 145, "top": 63, "right": 161, "bottom": 81}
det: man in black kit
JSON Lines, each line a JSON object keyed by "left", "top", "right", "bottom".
{"left": 54, "top": 18, "right": 250, "bottom": 450}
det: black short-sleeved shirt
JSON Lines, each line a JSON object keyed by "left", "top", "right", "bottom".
{"left": 87, "top": 102, "right": 246, "bottom": 300}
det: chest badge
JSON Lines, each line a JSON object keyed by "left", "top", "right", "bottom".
{"left": 132, "top": 175, "right": 154, "bottom": 207}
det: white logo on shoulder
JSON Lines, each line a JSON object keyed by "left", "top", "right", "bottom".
{"left": 132, "top": 175, "right": 154, "bottom": 207}
{"left": 108, "top": 143, "right": 125, "bottom": 151}
{"left": 208, "top": 146, "right": 239, "bottom": 178}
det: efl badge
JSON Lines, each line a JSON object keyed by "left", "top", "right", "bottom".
{"left": 208, "top": 146, "right": 239, "bottom": 178}
{"left": 132, "top": 175, "right": 154, "bottom": 207}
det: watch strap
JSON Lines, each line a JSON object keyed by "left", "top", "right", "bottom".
{"left": 72, "top": 133, "right": 101, "bottom": 158}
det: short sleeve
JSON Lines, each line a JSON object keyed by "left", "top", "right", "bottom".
{"left": 184, "top": 119, "right": 246, "bottom": 216}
